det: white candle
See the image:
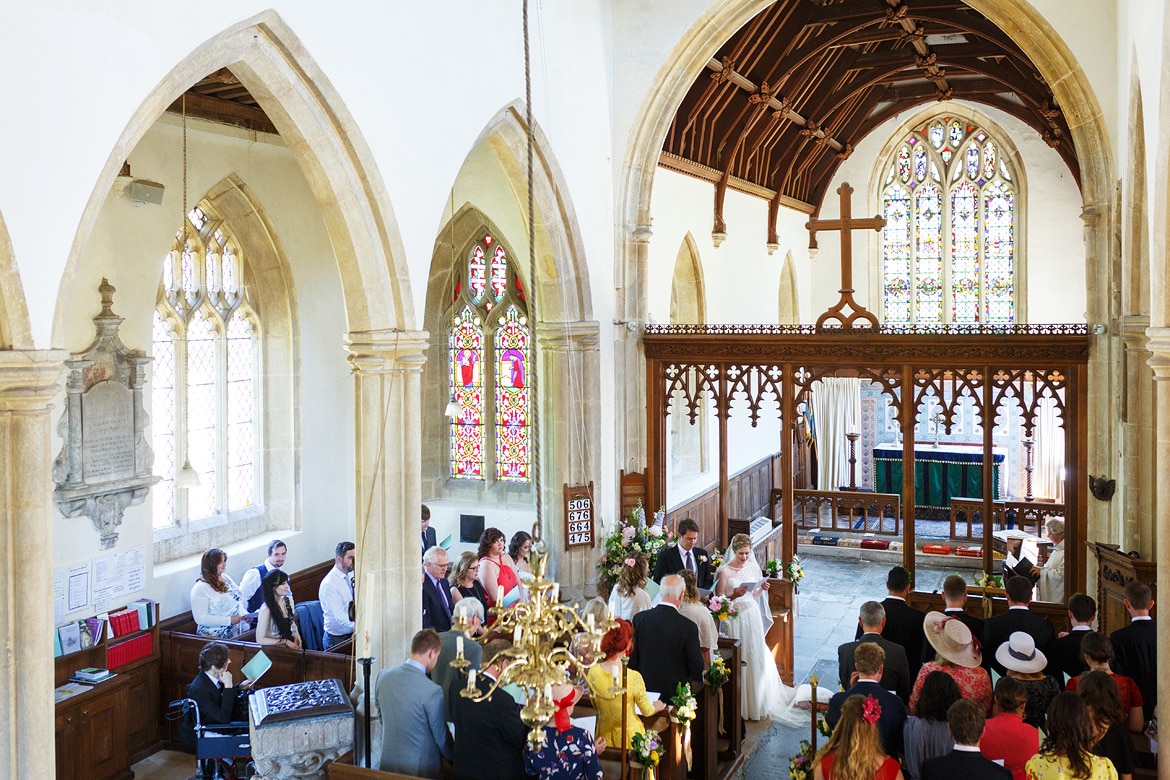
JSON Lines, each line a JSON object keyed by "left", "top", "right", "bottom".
{"left": 607, "top": 603, "right": 614, "bottom": 621}
{"left": 612, "top": 666, "right": 620, "bottom": 688}
{"left": 586, "top": 614, "right": 595, "bottom": 630}
{"left": 544, "top": 683, "right": 552, "bottom": 702}
{"left": 513, "top": 625, "right": 522, "bottom": 644}
{"left": 497, "top": 582, "right": 503, "bottom": 604}
{"left": 468, "top": 669, "right": 477, "bottom": 689}
{"left": 457, "top": 635, "right": 464, "bottom": 657}
{"left": 551, "top": 584, "right": 560, "bottom": 602}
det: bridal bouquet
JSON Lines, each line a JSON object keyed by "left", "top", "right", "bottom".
{"left": 597, "top": 501, "right": 673, "bottom": 595}
{"left": 789, "top": 739, "right": 816, "bottom": 780}
{"left": 707, "top": 594, "right": 740, "bottom": 622}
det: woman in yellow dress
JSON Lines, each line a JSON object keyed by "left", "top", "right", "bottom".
{"left": 586, "top": 618, "right": 665, "bottom": 749}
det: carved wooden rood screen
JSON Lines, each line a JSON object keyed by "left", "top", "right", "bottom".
{"left": 643, "top": 324, "right": 1090, "bottom": 597}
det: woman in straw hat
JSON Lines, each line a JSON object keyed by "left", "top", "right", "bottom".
{"left": 997, "top": 631, "right": 1060, "bottom": 731}
{"left": 909, "top": 611, "right": 992, "bottom": 715}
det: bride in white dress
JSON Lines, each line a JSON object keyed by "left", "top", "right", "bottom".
{"left": 715, "top": 533, "right": 804, "bottom": 723}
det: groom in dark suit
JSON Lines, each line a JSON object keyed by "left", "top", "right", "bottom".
{"left": 921, "top": 699, "right": 1011, "bottom": 780}
{"left": 652, "top": 518, "right": 714, "bottom": 589}
{"left": 630, "top": 575, "right": 705, "bottom": 695}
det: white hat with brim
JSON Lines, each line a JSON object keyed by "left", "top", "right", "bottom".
{"left": 923, "top": 611, "right": 981, "bottom": 668}
{"left": 996, "top": 631, "right": 1047, "bottom": 674}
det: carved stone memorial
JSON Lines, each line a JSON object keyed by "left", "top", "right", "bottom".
{"left": 53, "top": 279, "right": 157, "bottom": 549}
{"left": 249, "top": 679, "right": 354, "bottom": 778}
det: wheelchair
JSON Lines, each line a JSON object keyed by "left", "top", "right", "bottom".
{"left": 168, "top": 697, "right": 255, "bottom": 780}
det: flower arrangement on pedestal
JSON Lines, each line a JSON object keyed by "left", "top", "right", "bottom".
{"left": 763, "top": 559, "right": 781, "bottom": 578}
{"left": 597, "top": 501, "right": 673, "bottom": 596}
{"left": 972, "top": 571, "right": 1003, "bottom": 589}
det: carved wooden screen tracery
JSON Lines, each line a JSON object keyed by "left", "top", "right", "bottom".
{"left": 644, "top": 325, "right": 1089, "bottom": 599}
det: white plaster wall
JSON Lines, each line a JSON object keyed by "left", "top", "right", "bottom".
{"left": 52, "top": 117, "right": 353, "bottom": 620}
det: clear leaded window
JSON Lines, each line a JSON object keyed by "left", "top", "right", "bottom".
{"left": 152, "top": 203, "right": 259, "bottom": 530}
{"left": 448, "top": 232, "right": 530, "bottom": 482}
{"left": 881, "top": 118, "right": 1017, "bottom": 325}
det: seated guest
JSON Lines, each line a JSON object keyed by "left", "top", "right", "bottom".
{"left": 983, "top": 576, "right": 1055, "bottom": 677}
{"left": 239, "top": 538, "right": 288, "bottom": 614}
{"left": 434, "top": 598, "right": 484, "bottom": 721}
{"left": 997, "top": 631, "right": 1061, "bottom": 731}
{"left": 320, "top": 541, "right": 356, "bottom": 649}
{"left": 679, "top": 570, "right": 718, "bottom": 662}
{"left": 827, "top": 642, "right": 908, "bottom": 760}
{"left": 587, "top": 618, "right": 665, "bottom": 748}
{"left": 608, "top": 552, "right": 652, "bottom": 621}
{"left": 815, "top": 693, "right": 905, "bottom": 780}
{"left": 1025, "top": 693, "right": 1119, "bottom": 780}
{"left": 509, "top": 530, "right": 534, "bottom": 576}
{"left": 1078, "top": 670, "right": 1136, "bottom": 780}
{"left": 920, "top": 699, "right": 1011, "bottom": 780}
{"left": 452, "top": 638, "right": 529, "bottom": 780}
{"left": 255, "top": 569, "right": 301, "bottom": 649}
{"left": 190, "top": 548, "right": 248, "bottom": 639}
{"left": 629, "top": 575, "right": 703, "bottom": 697}
{"left": 449, "top": 550, "right": 490, "bottom": 617}
{"left": 1031, "top": 518, "right": 1066, "bottom": 603}
{"left": 1109, "top": 580, "right": 1156, "bottom": 722}
{"left": 902, "top": 671, "right": 960, "bottom": 780}
{"left": 1065, "top": 632, "right": 1143, "bottom": 732}
{"left": 856, "top": 565, "right": 927, "bottom": 682}
{"left": 911, "top": 611, "right": 991, "bottom": 716}
{"left": 652, "top": 517, "right": 714, "bottom": 589}
{"left": 375, "top": 629, "right": 453, "bottom": 779}
{"left": 939, "top": 574, "right": 984, "bottom": 653}
{"left": 477, "top": 527, "right": 519, "bottom": 608}
{"left": 980, "top": 677, "right": 1039, "bottom": 780}
{"left": 839, "top": 601, "right": 912, "bottom": 703}
{"left": 181, "top": 642, "right": 253, "bottom": 780}
{"left": 524, "top": 682, "right": 605, "bottom": 780}
{"left": 1048, "top": 592, "right": 1096, "bottom": 686}
{"left": 422, "top": 545, "right": 454, "bottom": 633}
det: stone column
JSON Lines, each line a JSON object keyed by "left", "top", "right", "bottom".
{"left": 1120, "top": 315, "right": 1153, "bottom": 556}
{"left": 614, "top": 223, "right": 651, "bottom": 512}
{"left": 1144, "top": 326, "right": 1170, "bottom": 751}
{"left": 536, "top": 321, "right": 601, "bottom": 601}
{"left": 345, "top": 330, "right": 428, "bottom": 671}
{"left": 0, "top": 349, "right": 66, "bottom": 778}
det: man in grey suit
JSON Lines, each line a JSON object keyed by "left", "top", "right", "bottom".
{"left": 838, "top": 601, "right": 912, "bottom": 703}
{"left": 433, "top": 598, "right": 484, "bottom": 720}
{"left": 375, "top": 629, "right": 454, "bottom": 779}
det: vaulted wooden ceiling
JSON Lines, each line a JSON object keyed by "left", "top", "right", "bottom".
{"left": 166, "top": 68, "right": 277, "bottom": 135}
{"left": 661, "top": 0, "right": 1078, "bottom": 216}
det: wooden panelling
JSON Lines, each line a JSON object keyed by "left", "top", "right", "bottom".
{"left": 666, "top": 454, "right": 778, "bottom": 550}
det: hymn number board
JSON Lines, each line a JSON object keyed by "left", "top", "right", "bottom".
{"left": 563, "top": 482, "right": 595, "bottom": 550}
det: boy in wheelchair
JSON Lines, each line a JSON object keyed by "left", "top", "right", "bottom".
{"left": 179, "top": 642, "right": 254, "bottom": 779}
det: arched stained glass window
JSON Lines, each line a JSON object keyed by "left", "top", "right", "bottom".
{"left": 152, "top": 200, "right": 260, "bottom": 531}
{"left": 448, "top": 232, "right": 530, "bottom": 482}
{"left": 880, "top": 118, "right": 1018, "bottom": 325}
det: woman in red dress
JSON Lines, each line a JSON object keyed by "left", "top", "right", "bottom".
{"left": 814, "top": 694, "right": 904, "bottom": 780}
{"left": 476, "top": 527, "right": 518, "bottom": 608}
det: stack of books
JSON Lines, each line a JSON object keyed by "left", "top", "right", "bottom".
{"left": 107, "top": 608, "right": 141, "bottom": 637}
{"left": 71, "top": 667, "right": 114, "bottom": 684}
{"left": 108, "top": 633, "right": 154, "bottom": 669}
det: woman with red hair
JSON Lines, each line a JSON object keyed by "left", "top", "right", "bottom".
{"left": 586, "top": 619, "right": 665, "bottom": 749}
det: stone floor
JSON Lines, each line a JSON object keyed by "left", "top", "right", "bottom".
{"left": 131, "top": 547, "right": 961, "bottom": 779}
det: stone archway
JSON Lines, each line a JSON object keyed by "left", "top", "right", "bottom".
{"left": 0, "top": 210, "right": 32, "bottom": 350}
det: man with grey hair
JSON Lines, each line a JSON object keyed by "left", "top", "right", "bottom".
{"left": 433, "top": 598, "right": 484, "bottom": 720}
{"left": 630, "top": 574, "right": 704, "bottom": 695}
{"left": 836, "top": 600, "right": 911, "bottom": 702}
{"left": 421, "top": 545, "right": 454, "bottom": 633}
{"left": 1031, "top": 518, "right": 1065, "bottom": 602}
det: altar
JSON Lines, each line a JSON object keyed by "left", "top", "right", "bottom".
{"left": 872, "top": 444, "right": 1004, "bottom": 512}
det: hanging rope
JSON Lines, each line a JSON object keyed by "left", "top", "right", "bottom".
{"left": 523, "top": 0, "right": 544, "bottom": 548}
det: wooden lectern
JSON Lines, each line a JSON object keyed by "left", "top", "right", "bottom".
{"left": 1087, "top": 542, "right": 1156, "bottom": 634}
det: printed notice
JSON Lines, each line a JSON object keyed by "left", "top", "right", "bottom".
{"left": 67, "top": 564, "right": 91, "bottom": 612}
{"left": 92, "top": 545, "right": 146, "bottom": 606}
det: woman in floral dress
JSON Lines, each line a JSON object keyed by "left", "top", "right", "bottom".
{"left": 525, "top": 683, "right": 604, "bottom": 780}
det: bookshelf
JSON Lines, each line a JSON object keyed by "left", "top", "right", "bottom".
{"left": 54, "top": 601, "right": 161, "bottom": 780}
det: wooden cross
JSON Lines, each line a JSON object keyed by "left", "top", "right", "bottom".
{"left": 805, "top": 182, "right": 886, "bottom": 329}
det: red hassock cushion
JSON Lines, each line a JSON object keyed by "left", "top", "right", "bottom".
{"left": 860, "top": 539, "right": 890, "bottom": 550}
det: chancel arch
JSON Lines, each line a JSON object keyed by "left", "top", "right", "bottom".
{"left": 0, "top": 210, "right": 32, "bottom": 350}
{"left": 421, "top": 103, "right": 600, "bottom": 593}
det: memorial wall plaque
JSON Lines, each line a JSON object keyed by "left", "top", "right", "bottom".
{"left": 53, "top": 279, "right": 157, "bottom": 549}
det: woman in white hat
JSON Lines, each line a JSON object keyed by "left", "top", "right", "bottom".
{"left": 996, "top": 631, "right": 1061, "bottom": 731}
{"left": 909, "top": 611, "right": 992, "bottom": 715}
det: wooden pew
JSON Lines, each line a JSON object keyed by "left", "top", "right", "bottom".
{"left": 328, "top": 763, "right": 425, "bottom": 780}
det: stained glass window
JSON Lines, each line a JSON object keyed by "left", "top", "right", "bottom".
{"left": 152, "top": 201, "right": 260, "bottom": 531}
{"left": 879, "top": 117, "right": 1017, "bottom": 325}
{"left": 448, "top": 232, "right": 531, "bottom": 482}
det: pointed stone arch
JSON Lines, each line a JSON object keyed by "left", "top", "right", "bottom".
{"left": 0, "top": 210, "right": 32, "bottom": 350}
{"left": 670, "top": 232, "right": 706, "bottom": 325}
{"left": 422, "top": 103, "right": 600, "bottom": 594}
{"left": 778, "top": 250, "right": 798, "bottom": 325}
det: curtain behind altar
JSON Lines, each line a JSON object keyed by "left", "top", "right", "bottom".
{"left": 809, "top": 377, "right": 862, "bottom": 490}
{"left": 1035, "top": 395, "right": 1065, "bottom": 501}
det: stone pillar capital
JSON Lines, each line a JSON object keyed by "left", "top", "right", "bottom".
{"left": 629, "top": 223, "right": 653, "bottom": 244}
{"left": 536, "top": 320, "right": 601, "bottom": 351}
{"left": 0, "top": 350, "right": 67, "bottom": 411}
{"left": 1144, "top": 326, "right": 1170, "bottom": 380}
{"left": 345, "top": 329, "right": 429, "bottom": 374}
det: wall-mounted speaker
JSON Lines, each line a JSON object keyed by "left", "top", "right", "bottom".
{"left": 128, "top": 179, "right": 165, "bottom": 205}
